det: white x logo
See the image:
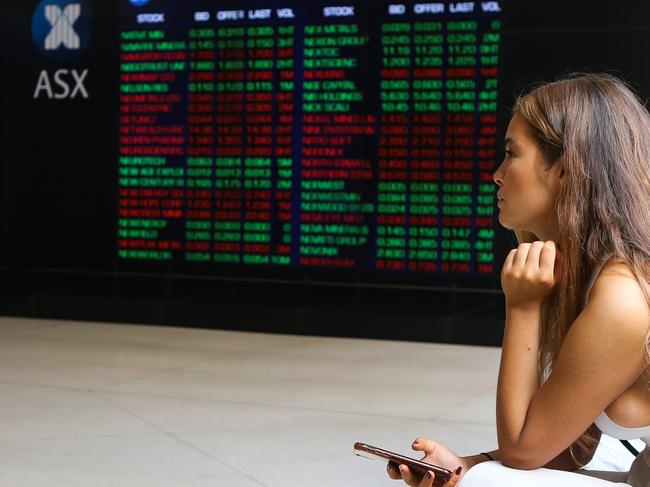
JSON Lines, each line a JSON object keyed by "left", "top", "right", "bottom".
{"left": 44, "top": 4, "right": 81, "bottom": 50}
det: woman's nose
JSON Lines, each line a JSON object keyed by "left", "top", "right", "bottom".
{"left": 493, "top": 163, "right": 503, "bottom": 187}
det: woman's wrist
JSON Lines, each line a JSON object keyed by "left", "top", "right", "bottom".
{"left": 463, "top": 451, "right": 498, "bottom": 471}
{"left": 479, "top": 452, "right": 494, "bottom": 461}
{"left": 505, "top": 300, "right": 543, "bottom": 315}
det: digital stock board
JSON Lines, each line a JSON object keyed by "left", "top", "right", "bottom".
{"left": 117, "top": 1, "right": 504, "bottom": 277}
{"left": 6, "top": 0, "right": 650, "bottom": 335}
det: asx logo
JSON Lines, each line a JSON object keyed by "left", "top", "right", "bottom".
{"left": 44, "top": 4, "right": 81, "bottom": 50}
{"left": 31, "top": 0, "right": 92, "bottom": 62}
{"left": 33, "top": 68, "right": 89, "bottom": 99}
{"left": 32, "top": 0, "right": 93, "bottom": 99}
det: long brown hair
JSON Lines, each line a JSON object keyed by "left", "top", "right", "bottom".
{"left": 511, "top": 73, "right": 650, "bottom": 466}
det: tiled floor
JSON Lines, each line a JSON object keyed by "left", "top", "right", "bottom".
{"left": 0, "top": 316, "right": 636, "bottom": 486}
{"left": 0, "top": 316, "right": 499, "bottom": 486}
{"left": 0, "top": 317, "right": 499, "bottom": 487}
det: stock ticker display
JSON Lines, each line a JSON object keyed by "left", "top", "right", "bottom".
{"left": 117, "top": 1, "right": 503, "bottom": 276}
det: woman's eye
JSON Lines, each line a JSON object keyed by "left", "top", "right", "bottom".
{"left": 504, "top": 149, "right": 513, "bottom": 158}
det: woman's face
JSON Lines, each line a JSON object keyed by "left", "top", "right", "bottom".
{"left": 493, "top": 114, "right": 563, "bottom": 240}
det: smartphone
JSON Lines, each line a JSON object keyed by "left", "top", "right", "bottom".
{"left": 354, "top": 442, "right": 452, "bottom": 483}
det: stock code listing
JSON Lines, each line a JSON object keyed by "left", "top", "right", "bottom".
{"left": 117, "top": 1, "right": 503, "bottom": 275}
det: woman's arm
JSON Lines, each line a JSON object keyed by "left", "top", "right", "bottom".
{"left": 496, "top": 244, "right": 647, "bottom": 469}
{"left": 458, "top": 422, "right": 600, "bottom": 476}
{"left": 459, "top": 430, "right": 601, "bottom": 474}
{"left": 544, "top": 423, "right": 602, "bottom": 470}
{"left": 496, "top": 303, "right": 542, "bottom": 457}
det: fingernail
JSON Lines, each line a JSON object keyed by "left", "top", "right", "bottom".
{"left": 412, "top": 439, "right": 419, "bottom": 446}
{"left": 455, "top": 466, "right": 463, "bottom": 476}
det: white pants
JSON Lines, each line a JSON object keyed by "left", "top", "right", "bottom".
{"left": 459, "top": 461, "right": 631, "bottom": 486}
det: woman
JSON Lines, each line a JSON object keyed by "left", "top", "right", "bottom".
{"left": 388, "top": 73, "right": 650, "bottom": 487}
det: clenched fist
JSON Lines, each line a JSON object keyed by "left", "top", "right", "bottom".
{"left": 501, "top": 241, "right": 560, "bottom": 309}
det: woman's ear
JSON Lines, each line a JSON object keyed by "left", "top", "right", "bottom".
{"left": 555, "top": 157, "right": 565, "bottom": 180}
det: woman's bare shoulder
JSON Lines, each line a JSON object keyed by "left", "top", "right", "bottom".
{"left": 587, "top": 257, "right": 650, "bottom": 333}
{"left": 598, "top": 257, "right": 645, "bottom": 288}
{"left": 602, "top": 256, "right": 638, "bottom": 277}
{"left": 554, "top": 258, "right": 648, "bottom": 386}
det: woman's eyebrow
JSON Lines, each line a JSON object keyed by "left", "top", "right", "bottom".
{"left": 503, "top": 137, "right": 515, "bottom": 148}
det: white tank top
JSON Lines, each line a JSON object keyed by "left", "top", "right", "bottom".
{"left": 593, "top": 410, "right": 650, "bottom": 444}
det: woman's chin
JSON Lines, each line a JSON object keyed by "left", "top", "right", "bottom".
{"left": 497, "top": 213, "right": 513, "bottom": 229}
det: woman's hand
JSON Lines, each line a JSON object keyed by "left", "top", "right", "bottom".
{"left": 386, "top": 438, "right": 467, "bottom": 487}
{"left": 501, "top": 241, "right": 559, "bottom": 309}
